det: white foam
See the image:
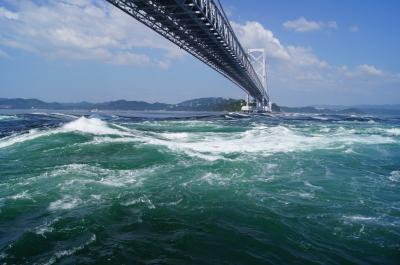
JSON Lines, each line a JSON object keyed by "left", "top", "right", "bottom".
{"left": 31, "top": 112, "right": 49, "bottom": 116}
{"left": 88, "top": 136, "right": 138, "bottom": 145}
{"left": 121, "top": 195, "right": 155, "bottom": 209}
{"left": 45, "top": 163, "right": 151, "bottom": 189}
{"left": 48, "top": 196, "right": 82, "bottom": 211}
{"left": 304, "top": 181, "right": 323, "bottom": 190}
{"left": 50, "top": 113, "right": 78, "bottom": 119}
{"left": 343, "top": 215, "right": 377, "bottom": 222}
{"left": 61, "top": 117, "right": 127, "bottom": 136}
{"left": 200, "top": 173, "right": 229, "bottom": 186}
{"left": 160, "top": 132, "right": 190, "bottom": 140}
{"left": 0, "top": 117, "right": 133, "bottom": 149}
{"left": 33, "top": 217, "right": 60, "bottom": 237}
{"left": 90, "top": 194, "right": 102, "bottom": 200}
{"left": 389, "top": 171, "right": 400, "bottom": 182}
{"left": 319, "top": 127, "right": 331, "bottom": 133}
{"left": 0, "top": 129, "right": 54, "bottom": 149}
{"left": 385, "top": 128, "right": 400, "bottom": 136}
{"left": 312, "top": 116, "right": 329, "bottom": 121}
{"left": 7, "top": 190, "right": 33, "bottom": 200}
{"left": 44, "top": 234, "right": 96, "bottom": 265}
{"left": 160, "top": 199, "right": 183, "bottom": 206}
{"left": 287, "top": 191, "right": 315, "bottom": 199}
{"left": 140, "top": 125, "right": 395, "bottom": 160}
{"left": 97, "top": 168, "right": 148, "bottom": 187}
{"left": 0, "top": 115, "right": 18, "bottom": 121}
{"left": 344, "top": 148, "right": 356, "bottom": 154}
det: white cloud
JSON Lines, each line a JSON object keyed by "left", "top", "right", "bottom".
{"left": 0, "top": 0, "right": 183, "bottom": 66}
{"left": 0, "top": 6, "right": 19, "bottom": 20}
{"left": 232, "top": 19, "right": 397, "bottom": 101}
{"left": 286, "top": 46, "right": 328, "bottom": 68}
{"left": 231, "top": 21, "right": 289, "bottom": 60}
{"left": 339, "top": 64, "right": 386, "bottom": 77}
{"left": 349, "top": 26, "right": 359, "bottom": 32}
{"left": 283, "top": 17, "right": 337, "bottom": 32}
{"left": 356, "top": 64, "right": 383, "bottom": 76}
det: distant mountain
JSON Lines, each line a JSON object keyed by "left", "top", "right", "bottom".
{"left": 280, "top": 105, "right": 364, "bottom": 114}
{"left": 312, "top": 104, "right": 400, "bottom": 115}
{"left": 174, "top": 97, "right": 244, "bottom": 111}
{"left": 0, "top": 98, "right": 63, "bottom": 109}
{"left": 0, "top": 97, "right": 243, "bottom": 112}
{"left": 1, "top": 97, "right": 399, "bottom": 114}
{"left": 96, "top": 100, "right": 170, "bottom": 110}
{"left": 314, "top": 104, "right": 400, "bottom": 111}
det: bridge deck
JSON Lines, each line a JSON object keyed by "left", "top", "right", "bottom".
{"left": 106, "top": 0, "right": 269, "bottom": 103}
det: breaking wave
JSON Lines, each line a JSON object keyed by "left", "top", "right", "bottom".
{"left": 0, "top": 117, "right": 132, "bottom": 149}
{"left": 0, "top": 115, "right": 19, "bottom": 121}
{"left": 1, "top": 116, "right": 396, "bottom": 163}
{"left": 0, "top": 111, "right": 399, "bottom": 265}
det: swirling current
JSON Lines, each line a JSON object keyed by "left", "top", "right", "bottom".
{"left": 0, "top": 110, "right": 399, "bottom": 264}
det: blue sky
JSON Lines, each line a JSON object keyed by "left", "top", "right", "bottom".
{"left": 0, "top": 0, "right": 399, "bottom": 106}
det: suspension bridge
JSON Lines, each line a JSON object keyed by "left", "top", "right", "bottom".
{"left": 106, "top": 0, "right": 271, "bottom": 111}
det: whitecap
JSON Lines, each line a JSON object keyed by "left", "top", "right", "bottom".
{"left": 31, "top": 112, "right": 49, "bottom": 116}
{"left": 44, "top": 234, "right": 96, "bottom": 265}
{"left": 286, "top": 191, "right": 315, "bottom": 199}
{"left": 344, "top": 148, "right": 356, "bottom": 154}
{"left": 7, "top": 190, "right": 33, "bottom": 200}
{"left": 0, "top": 117, "right": 134, "bottom": 149}
{"left": 33, "top": 217, "right": 60, "bottom": 237}
{"left": 50, "top": 113, "right": 78, "bottom": 119}
{"left": 0, "top": 129, "right": 54, "bottom": 149}
{"left": 385, "top": 128, "right": 400, "bottom": 136}
{"left": 90, "top": 194, "right": 102, "bottom": 200}
{"left": 138, "top": 124, "right": 395, "bottom": 160}
{"left": 0, "top": 115, "right": 18, "bottom": 121}
{"left": 389, "top": 171, "right": 400, "bottom": 182}
{"left": 160, "top": 198, "right": 183, "bottom": 206}
{"left": 44, "top": 163, "right": 152, "bottom": 189}
{"left": 121, "top": 195, "right": 155, "bottom": 209}
{"left": 200, "top": 173, "right": 229, "bottom": 186}
{"left": 343, "top": 215, "right": 377, "bottom": 222}
{"left": 304, "top": 181, "right": 323, "bottom": 190}
{"left": 61, "top": 117, "right": 128, "bottom": 136}
{"left": 160, "top": 132, "right": 190, "bottom": 140}
{"left": 312, "top": 116, "right": 329, "bottom": 121}
{"left": 319, "top": 127, "right": 331, "bottom": 133}
{"left": 48, "top": 196, "right": 82, "bottom": 211}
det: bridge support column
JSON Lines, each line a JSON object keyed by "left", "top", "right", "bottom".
{"left": 241, "top": 93, "right": 253, "bottom": 112}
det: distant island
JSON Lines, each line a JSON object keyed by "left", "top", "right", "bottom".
{"left": 0, "top": 97, "right": 399, "bottom": 114}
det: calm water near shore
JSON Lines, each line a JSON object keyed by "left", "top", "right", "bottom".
{"left": 0, "top": 110, "right": 399, "bottom": 264}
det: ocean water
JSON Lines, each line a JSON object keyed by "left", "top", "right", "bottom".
{"left": 0, "top": 110, "right": 399, "bottom": 264}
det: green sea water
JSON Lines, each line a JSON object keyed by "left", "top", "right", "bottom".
{"left": 0, "top": 111, "right": 399, "bottom": 264}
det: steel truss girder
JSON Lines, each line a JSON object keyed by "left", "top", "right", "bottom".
{"left": 106, "top": 0, "right": 269, "bottom": 103}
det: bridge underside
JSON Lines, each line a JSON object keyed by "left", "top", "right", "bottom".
{"left": 106, "top": 0, "right": 269, "bottom": 104}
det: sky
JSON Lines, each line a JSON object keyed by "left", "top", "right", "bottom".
{"left": 0, "top": 0, "right": 399, "bottom": 106}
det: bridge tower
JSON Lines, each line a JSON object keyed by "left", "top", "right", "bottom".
{"left": 242, "top": 49, "right": 271, "bottom": 112}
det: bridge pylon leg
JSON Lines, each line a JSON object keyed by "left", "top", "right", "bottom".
{"left": 241, "top": 93, "right": 253, "bottom": 112}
